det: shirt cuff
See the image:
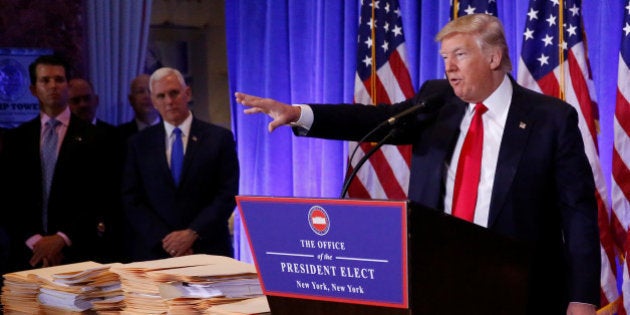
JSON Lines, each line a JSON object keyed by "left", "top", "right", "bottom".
{"left": 25, "top": 234, "right": 42, "bottom": 250}
{"left": 291, "top": 104, "right": 314, "bottom": 130}
{"left": 26, "top": 232, "right": 72, "bottom": 249}
{"left": 56, "top": 231, "right": 72, "bottom": 247}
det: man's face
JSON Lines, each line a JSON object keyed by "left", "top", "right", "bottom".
{"left": 151, "top": 74, "right": 191, "bottom": 126}
{"left": 68, "top": 79, "right": 99, "bottom": 122}
{"left": 29, "top": 64, "right": 68, "bottom": 115}
{"left": 440, "top": 33, "right": 496, "bottom": 103}
{"left": 129, "top": 75, "right": 155, "bottom": 116}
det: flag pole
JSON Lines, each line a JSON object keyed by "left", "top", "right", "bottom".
{"left": 370, "top": 0, "right": 377, "bottom": 104}
{"left": 453, "top": 0, "right": 459, "bottom": 19}
{"left": 558, "top": 1, "right": 565, "bottom": 101}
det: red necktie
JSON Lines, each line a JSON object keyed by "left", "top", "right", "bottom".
{"left": 452, "top": 103, "right": 487, "bottom": 222}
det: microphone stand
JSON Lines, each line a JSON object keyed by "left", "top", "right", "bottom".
{"left": 339, "top": 127, "right": 399, "bottom": 199}
{"left": 339, "top": 98, "right": 433, "bottom": 199}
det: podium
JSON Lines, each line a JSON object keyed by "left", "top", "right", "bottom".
{"left": 237, "top": 196, "right": 530, "bottom": 315}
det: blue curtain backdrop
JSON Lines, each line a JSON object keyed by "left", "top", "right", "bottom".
{"left": 226, "top": 1, "right": 622, "bottom": 262}
{"left": 87, "top": 0, "right": 153, "bottom": 125}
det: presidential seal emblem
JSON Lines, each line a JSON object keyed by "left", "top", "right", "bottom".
{"left": 308, "top": 205, "right": 330, "bottom": 236}
{"left": 0, "top": 58, "right": 29, "bottom": 102}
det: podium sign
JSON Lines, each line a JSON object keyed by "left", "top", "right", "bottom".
{"left": 236, "top": 196, "right": 409, "bottom": 308}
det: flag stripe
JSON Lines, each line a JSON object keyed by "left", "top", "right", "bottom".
{"left": 568, "top": 49, "right": 598, "bottom": 146}
{"left": 617, "top": 87, "right": 630, "bottom": 136}
{"left": 617, "top": 1, "right": 630, "bottom": 313}
{"left": 384, "top": 47, "right": 415, "bottom": 100}
{"left": 614, "top": 147, "right": 630, "bottom": 210}
{"left": 535, "top": 72, "right": 561, "bottom": 99}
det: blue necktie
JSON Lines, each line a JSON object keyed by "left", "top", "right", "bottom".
{"left": 41, "top": 118, "right": 61, "bottom": 233}
{"left": 171, "top": 127, "right": 184, "bottom": 185}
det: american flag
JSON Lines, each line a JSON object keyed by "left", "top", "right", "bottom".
{"left": 450, "top": 0, "right": 497, "bottom": 19}
{"left": 616, "top": 1, "right": 630, "bottom": 314}
{"left": 517, "top": 0, "right": 619, "bottom": 312}
{"left": 347, "top": 0, "right": 415, "bottom": 199}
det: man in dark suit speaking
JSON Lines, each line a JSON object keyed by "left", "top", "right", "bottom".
{"left": 235, "top": 14, "right": 599, "bottom": 315}
{"left": 122, "top": 67, "right": 239, "bottom": 261}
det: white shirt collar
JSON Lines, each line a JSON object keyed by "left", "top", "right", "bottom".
{"left": 163, "top": 111, "right": 193, "bottom": 138}
{"left": 468, "top": 74, "right": 512, "bottom": 122}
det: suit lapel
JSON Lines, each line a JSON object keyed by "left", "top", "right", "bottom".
{"left": 24, "top": 118, "right": 44, "bottom": 189}
{"left": 487, "top": 85, "right": 533, "bottom": 227}
{"left": 59, "top": 115, "right": 84, "bottom": 155}
{"left": 162, "top": 127, "right": 177, "bottom": 186}
{"left": 144, "top": 125, "right": 173, "bottom": 186}
{"left": 430, "top": 97, "right": 468, "bottom": 205}
{"left": 180, "top": 119, "right": 202, "bottom": 186}
{"left": 412, "top": 95, "right": 465, "bottom": 210}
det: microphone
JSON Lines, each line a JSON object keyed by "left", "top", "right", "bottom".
{"left": 340, "top": 95, "right": 441, "bottom": 199}
{"left": 386, "top": 95, "right": 439, "bottom": 126}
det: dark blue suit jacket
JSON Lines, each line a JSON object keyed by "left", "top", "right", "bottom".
{"left": 122, "top": 118, "right": 239, "bottom": 261}
{"left": 302, "top": 78, "right": 600, "bottom": 313}
{"left": 117, "top": 120, "right": 139, "bottom": 142}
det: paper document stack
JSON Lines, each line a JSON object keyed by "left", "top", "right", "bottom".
{"left": 110, "top": 254, "right": 268, "bottom": 315}
{"left": 203, "top": 296, "right": 270, "bottom": 315}
{"left": 1, "top": 261, "right": 122, "bottom": 314}
{"left": 38, "top": 262, "right": 124, "bottom": 313}
{"left": 1, "top": 269, "right": 42, "bottom": 314}
{"left": 1, "top": 255, "right": 269, "bottom": 314}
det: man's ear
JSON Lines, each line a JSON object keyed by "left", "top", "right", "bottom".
{"left": 489, "top": 48, "right": 502, "bottom": 70}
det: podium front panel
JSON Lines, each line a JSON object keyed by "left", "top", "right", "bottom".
{"left": 236, "top": 196, "right": 409, "bottom": 309}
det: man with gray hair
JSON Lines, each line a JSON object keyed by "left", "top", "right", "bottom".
{"left": 122, "top": 67, "right": 239, "bottom": 261}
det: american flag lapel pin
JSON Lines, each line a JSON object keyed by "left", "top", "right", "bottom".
{"left": 519, "top": 122, "right": 527, "bottom": 129}
{"left": 192, "top": 135, "right": 198, "bottom": 142}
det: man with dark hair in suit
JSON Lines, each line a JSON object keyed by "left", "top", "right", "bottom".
{"left": 117, "top": 74, "right": 161, "bottom": 140}
{"left": 68, "top": 78, "right": 117, "bottom": 130}
{"left": 0, "top": 55, "right": 118, "bottom": 270}
{"left": 67, "top": 77, "right": 125, "bottom": 263}
{"left": 122, "top": 67, "right": 239, "bottom": 261}
{"left": 235, "top": 14, "right": 599, "bottom": 315}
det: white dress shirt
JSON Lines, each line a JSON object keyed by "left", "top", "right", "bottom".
{"left": 443, "top": 75, "right": 512, "bottom": 227}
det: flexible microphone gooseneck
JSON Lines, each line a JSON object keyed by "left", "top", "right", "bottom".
{"left": 340, "top": 97, "right": 435, "bottom": 199}
{"left": 340, "top": 128, "right": 400, "bottom": 199}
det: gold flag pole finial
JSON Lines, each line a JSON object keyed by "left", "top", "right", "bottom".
{"left": 453, "top": 0, "right": 459, "bottom": 20}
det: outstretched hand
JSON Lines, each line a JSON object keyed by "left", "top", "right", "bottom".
{"left": 235, "top": 92, "right": 301, "bottom": 132}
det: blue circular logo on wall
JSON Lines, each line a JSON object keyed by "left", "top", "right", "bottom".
{"left": 0, "top": 58, "right": 29, "bottom": 102}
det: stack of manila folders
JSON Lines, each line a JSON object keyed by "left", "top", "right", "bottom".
{"left": 0, "top": 254, "right": 269, "bottom": 314}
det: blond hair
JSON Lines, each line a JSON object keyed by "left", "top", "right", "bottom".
{"left": 435, "top": 14, "right": 512, "bottom": 72}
